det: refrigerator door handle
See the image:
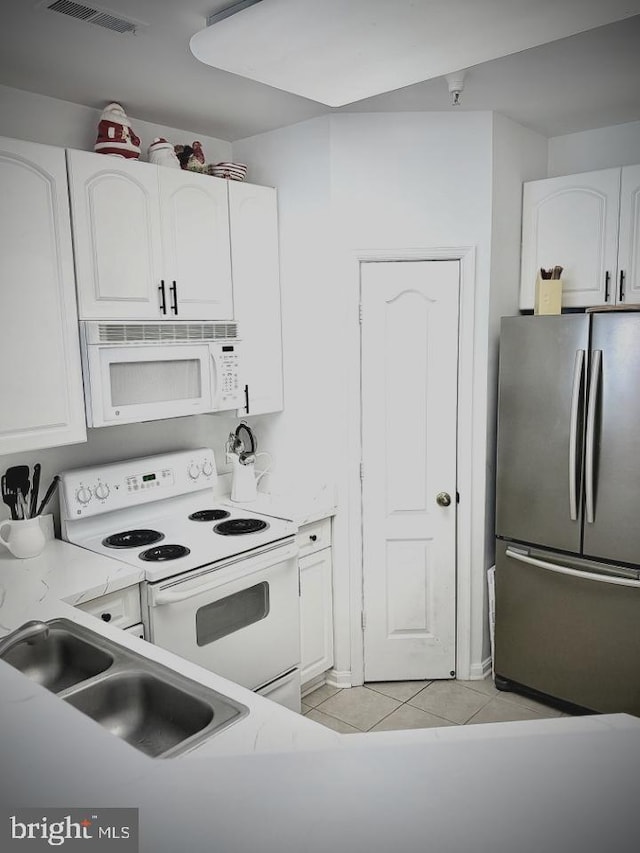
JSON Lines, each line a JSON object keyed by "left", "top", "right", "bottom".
{"left": 585, "top": 350, "right": 602, "bottom": 524}
{"left": 568, "top": 349, "right": 585, "bottom": 521}
{"left": 505, "top": 547, "right": 640, "bottom": 589}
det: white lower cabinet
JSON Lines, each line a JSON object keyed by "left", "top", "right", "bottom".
{"left": 0, "top": 136, "right": 86, "bottom": 454}
{"left": 298, "top": 518, "right": 334, "bottom": 686}
{"left": 75, "top": 584, "right": 143, "bottom": 634}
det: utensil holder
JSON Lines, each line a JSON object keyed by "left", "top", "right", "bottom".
{"left": 534, "top": 276, "right": 563, "bottom": 315}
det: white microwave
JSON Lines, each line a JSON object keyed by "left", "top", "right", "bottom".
{"left": 80, "top": 322, "right": 243, "bottom": 427}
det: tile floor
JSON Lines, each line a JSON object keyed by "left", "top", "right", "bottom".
{"left": 302, "top": 677, "right": 567, "bottom": 734}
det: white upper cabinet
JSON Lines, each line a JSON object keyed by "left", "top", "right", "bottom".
{"left": 520, "top": 168, "right": 621, "bottom": 309}
{"left": 67, "top": 151, "right": 164, "bottom": 319}
{"left": 158, "top": 168, "right": 233, "bottom": 319}
{"left": 0, "top": 137, "right": 86, "bottom": 454}
{"left": 618, "top": 164, "right": 640, "bottom": 305}
{"left": 229, "top": 182, "right": 284, "bottom": 416}
{"left": 67, "top": 150, "right": 233, "bottom": 320}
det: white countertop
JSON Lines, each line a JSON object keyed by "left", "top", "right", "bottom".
{"left": 1, "top": 537, "right": 640, "bottom": 852}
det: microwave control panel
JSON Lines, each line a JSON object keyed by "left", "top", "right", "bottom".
{"left": 217, "top": 344, "right": 242, "bottom": 405}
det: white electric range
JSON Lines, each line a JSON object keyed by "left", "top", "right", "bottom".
{"left": 59, "top": 448, "right": 301, "bottom": 711}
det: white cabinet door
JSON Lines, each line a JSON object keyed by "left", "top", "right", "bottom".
{"left": 299, "top": 547, "right": 334, "bottom": 685}
{"left": 0, "top": 137, "right": 86, "bottom": 454}
{"left": 159, "top": 170, "right": 233, "bottom": 320}
{"left": 618, "top": 164, "right": 640, "bottom": 305}
{"left": 67, "top": 150, "right": 165, "bottom": 320}
{"left": 520, "top": 169, "right": 621, "bottom": 309}
{"left": 228, "top": 182, "right": 284, "bottom": 415}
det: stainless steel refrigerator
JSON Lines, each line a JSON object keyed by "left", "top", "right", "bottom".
{"left": 495, "top": 312, "right": 640, "bottom": 715}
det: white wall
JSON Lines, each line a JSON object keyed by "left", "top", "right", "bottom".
{"left": 0, "top": 83, "right": 232, "bottom": 162}
{"left": 237, "top": 110, "right": 511, "bottom": 680}
{"left": 548, "top": 120, "right": 640, "bottom": 176}
{"left": 0, "top": 84, "right": 265, "bottom": 532}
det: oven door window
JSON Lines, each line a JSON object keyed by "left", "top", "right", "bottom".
{"left": 196, "top": 582, "right": 270, "bottom": 646}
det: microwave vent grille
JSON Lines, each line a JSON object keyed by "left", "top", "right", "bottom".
{"left": 96, "top": 323, "right": 238, "bottom": 343}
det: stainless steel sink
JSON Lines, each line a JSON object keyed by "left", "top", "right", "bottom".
{"left": 1, "top": 624, "right": 114, "bottom": 693}
{"left": 0, "top": 618, "right": 248, "bottom": 757}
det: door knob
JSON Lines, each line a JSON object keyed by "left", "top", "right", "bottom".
{"left": 436, "top": 492, "right": 452, "bottom": 507}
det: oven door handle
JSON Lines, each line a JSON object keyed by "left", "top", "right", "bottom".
{"left": 151, "top": 579, "right": 226, "bottom": 606}
{"left": 148, "top": 540, "right": 299, "bottom": 607}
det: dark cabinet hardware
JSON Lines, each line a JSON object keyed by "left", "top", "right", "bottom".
{"left": 158, "top": 280, "right": 167, "bottom": 314}
{"left": 619, "top": 270, "right": 626, "bottom": 303}
{"left": 170, "top": 281, "right": 178, "bottom": 315}
{"left": 604, "top": 271, "right": 611, "bottom": 302}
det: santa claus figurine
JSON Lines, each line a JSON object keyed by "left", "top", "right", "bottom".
{"left": 94, "top": 103, "right": 141, "bottom": 158}
{"left": 147, "top": 137, "right": 180, "bottom": 168}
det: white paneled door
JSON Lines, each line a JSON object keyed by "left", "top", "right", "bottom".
{"left": 361, "top": 260, "right": 459, "bottom": 681}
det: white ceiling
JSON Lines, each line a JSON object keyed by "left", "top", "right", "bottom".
{"left": 190, "top": 0, "right": 640, "bottom": 107}
{"left": 0, "top": 1, "right": 639, "bottom": 141}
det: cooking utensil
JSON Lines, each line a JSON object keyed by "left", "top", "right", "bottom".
{"left": 36, "top": 476, "right": 59, "bottom": 517}
{"left": 16, "top": 490, "right": 30, "bottom": 521}
{"left": 29, "top": 463, "right": 41, "bottom": 519}
{"left": 5, "top": 466, "right": 29, "bottom": 520}
{"left": 1, "top": 474, "right": 17, "bottom": 521}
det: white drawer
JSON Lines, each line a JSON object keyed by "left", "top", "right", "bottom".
{"left": 296, "top": 517, "right": 331, "bottom": 558}
{"left": 76, "top": 584, "right": 141, "bottom": 629}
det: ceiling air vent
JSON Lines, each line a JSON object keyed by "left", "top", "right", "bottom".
{"left": 37, "top": 1, "right": 146, "bottom": 35}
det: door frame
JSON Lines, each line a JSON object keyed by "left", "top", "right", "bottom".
{"left": 342, "top": 246, "right": 478, "bottom": 686}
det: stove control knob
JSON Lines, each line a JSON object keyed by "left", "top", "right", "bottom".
{"left": 202, "top": 459, "right": 214, "bottom": 477}
{"left": 187, "top": 463, "right": 201, "bottom": 480}
{"left": 94, "top": 483, "right": 110, "bottom": 501}
{"left": 76, "top": 486, "right": 92, "bottom": 505}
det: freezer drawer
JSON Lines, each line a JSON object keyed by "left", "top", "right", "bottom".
{"left": 494, "top": 540, "right": 640, "bottom": 715}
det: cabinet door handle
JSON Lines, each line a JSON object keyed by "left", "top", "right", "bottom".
{"left": 158, "top": 280, "right": 167, "bottom": 314}
{"left": 170, "top": 280, "right": 178, "bottom": 315}
{"left": 309, "top": 534, "right": 318, "bottom": 542}
{"left": 244, "top": 384, "right": 250, "bottom": 414}
{"left": 619, "top": 270, "right": 626, "bottom": 303}
{"left": 604, "top": 271, "right": 611, "bottom": 302}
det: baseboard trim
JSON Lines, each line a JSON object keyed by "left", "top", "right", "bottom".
{"left": 325, "top": 668, "right": 352, "bottom": 689}
{"left": 300, "top": 674, "right": 327, "bottom": 698}
{"left": 467, "top": 656, "right": 492, "bottom": 680}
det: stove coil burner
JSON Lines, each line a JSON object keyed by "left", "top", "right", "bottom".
{"left": 139, "top": 544, "right": 191, "bottom": 562}
{"left": 188, "top": 509, "right": 231, "bottom": 522}
{"left": 214, "top": 518, "right": 269, "bottom": 536}
{"left": 103, "top": 529, "right": 164, "bottom": 549}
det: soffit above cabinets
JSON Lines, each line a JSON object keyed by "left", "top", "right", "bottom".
{"left": 189, "top": 0, "right": 640, "bottom": 107}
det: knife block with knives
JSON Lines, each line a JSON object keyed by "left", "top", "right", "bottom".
{"left": 534, "top": 265, "right": 564, "bottom": 315}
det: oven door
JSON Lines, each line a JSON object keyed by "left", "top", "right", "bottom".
{"left": 84, "top": 343, "right": 214, "bottom": 427}
{"left": 144, "top": 542, "right": 300, "bottom": 691}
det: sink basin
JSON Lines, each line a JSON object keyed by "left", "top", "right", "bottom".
{"left": 1, "top": 626, "right": 113, "bottom": 693}
{"left": 65, "top": 671, "right": 217, "bottom": 757}
{"left": 1, "top": 618, "right": 248, "bottom": 756}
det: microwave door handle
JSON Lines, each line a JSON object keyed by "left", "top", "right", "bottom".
{"left": 505, "top": 547, "right": 640, "bottom": 589}
{"left": 210, "top": 347, "right": 221, "bottom": 407}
